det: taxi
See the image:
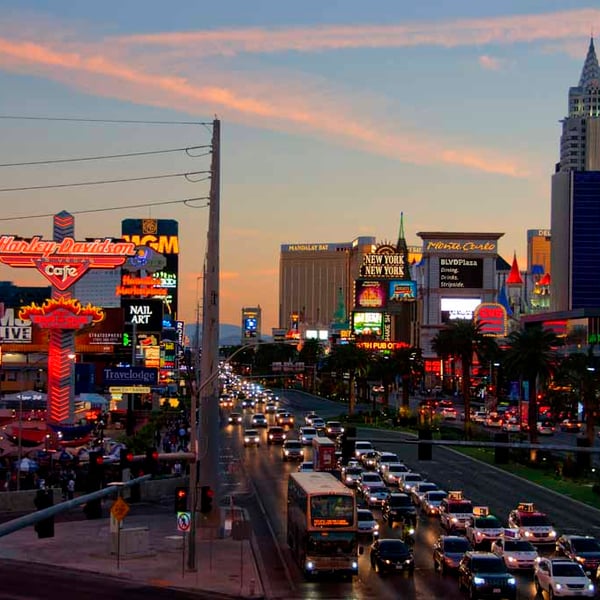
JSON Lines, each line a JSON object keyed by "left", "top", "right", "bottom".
{"left": 440, "top": 491, "right": 474, "bottom": 533}
{"left": 465, "top": 506, "right": 503, "bottom": 547}
{"left": 491, "top": 529, "right": 539, "bottom": 570}
{"left": 507, "top": 502, "right": 557, "bottom": 545}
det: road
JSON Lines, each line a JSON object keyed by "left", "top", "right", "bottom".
{"left": 229, "top": 389, "right": 600, "bottom": 599}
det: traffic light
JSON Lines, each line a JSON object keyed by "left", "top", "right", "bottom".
{"left": 34, "top": 489, "right": 54, "bottom": 538}
{"left": 145, "top": 447, "right": 159, "bottom": 476}
{"left": 119, "top": 448, "right": 134, "bottom": 473}
{"left": 175, "top": 486, "right": 189, "bottom": 513}
{"left": 200, "top": 485, "right": 214, "bottom": 514}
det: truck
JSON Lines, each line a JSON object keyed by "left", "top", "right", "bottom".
{"left": 312, "top": 436, "right": 337, "bottom": 471}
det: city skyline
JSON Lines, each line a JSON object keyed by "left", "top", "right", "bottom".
{"left": 0, "top": 2, "right": 598, "bottom": 331}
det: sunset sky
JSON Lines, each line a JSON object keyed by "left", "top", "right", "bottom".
{"left": 0, "top": 1, "right": 597, "bottom": 332}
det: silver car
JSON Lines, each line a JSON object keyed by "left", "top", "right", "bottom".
{"left": 357, "top": 508, "right": 380, "bottom": 538}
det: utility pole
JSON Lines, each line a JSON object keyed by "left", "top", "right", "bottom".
{"left": 188, "top": 118, "right": 220, "bottom": 568}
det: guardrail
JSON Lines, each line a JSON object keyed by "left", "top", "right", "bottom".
{"left": 0, "top": 474, "right": 151, "bottom": 538}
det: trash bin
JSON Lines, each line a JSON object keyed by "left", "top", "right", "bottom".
{"left": 418, "top": 428, "right": 432, "bottom": 461}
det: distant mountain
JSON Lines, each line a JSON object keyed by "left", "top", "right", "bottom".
{"left": 184, "top": 323, "right": 242, "bottom": 347}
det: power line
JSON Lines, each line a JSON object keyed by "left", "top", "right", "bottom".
{"left": 0, "top": 145, "right": 212, "bottom": 168}
{"left": 0, "top": 197, "right": 210, "bottom": 222}
{"left": 0, "top": 170, "right": 211, "bottom": 193}
{"left": 0, "top": 115, "right": 211, "bottom": 125}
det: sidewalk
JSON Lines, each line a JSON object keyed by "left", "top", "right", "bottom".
{"left": 0, "top": 508, "right": 264, "bottom": 599}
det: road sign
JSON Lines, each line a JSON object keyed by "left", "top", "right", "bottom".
{"left": 177, "top": 511, "right": 191, "bottom": 532}
{"left": 109, "top": 386, "right": 152, "bottom": 394}
{"left": 110, "top": 496, "right": 130, "bottom": 522}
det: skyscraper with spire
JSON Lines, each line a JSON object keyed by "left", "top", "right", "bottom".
{"left": 551, "top": 37, "right": 600, "bottom": 311}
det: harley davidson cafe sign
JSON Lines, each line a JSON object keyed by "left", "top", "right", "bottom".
{"left": 0, "top": 235, "right": 136, "bottom": 290}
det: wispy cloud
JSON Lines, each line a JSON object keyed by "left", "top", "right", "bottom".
{"left": 113, "top": 9, "right": 600, "bottom": 56}
{"left": 478, "top": 55, "right": 505, "bottom": 71}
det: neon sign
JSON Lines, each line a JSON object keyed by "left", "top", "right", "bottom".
{"left": 20, "top": 298, "right": 104, "bottom": 330}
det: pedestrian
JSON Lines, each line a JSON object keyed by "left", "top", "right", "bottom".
{"left": 67, "top": 477, "right": 75, "bottom": 500}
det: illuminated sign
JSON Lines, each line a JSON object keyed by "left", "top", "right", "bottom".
{"left": 352, "top": 312, "right": 383, "bottom": 336}
{"left": 282, "top": 243, "right": 334, "bottom": 252}
{"left": 153, "top": 271, "right": 177, "bottom": 288}
{"left": 103, "top": 366, "right": 158, "bottom": 385}
{"left": 0, "top": 236, "right": 136, "bottom": 289}
{"left": 383, "top": 313, "right": 392, "bottom": 341}
{"left": 121, "top": 234, "right": 179, "bottom": 255}
{"left": 109, "top": 386, "right": 151, "bottom": 394}
{"left": 116, "top": 274, "right": 169, "bottom": 297}
{"left": 312, "top": 518, "right": 351, "bottom": 527}
{"left": 0, "top": 308, "right": 32, "bottom": 343}
{"left": 389, "top": 280, "right": 417, "bottom": 301}
{"left": 122, "top": 245, "right": 167, "bottom": 272}
{"left": 144, "top": 345, "right": 161, "bottom": 368}
{"left": 355, "top": 280, "right": 387, "bottom": 309}
{"left": 439, "top": 257, "right": 483, "bottom": 289}
{"left": 441, "top": 298, "right": 481, "bottom": 322}
{"left": 425, "top": 240, "right": 497, "bottom": 253}
{"left": 122, "top": 299, "right": 164, "bottom": 332}
{"left": 356, "top": 341, "right": 410, "bottom": 351}
{"left": 360, "top": 253, "right": 406, "bottom": 279}
{"left": 474, "top": 303, "right": 508, "bottom": 337}
{"left": 20, "top": 298, "right": 104, "bottom": 330}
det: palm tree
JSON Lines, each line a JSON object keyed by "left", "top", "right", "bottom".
{"left": 298, "top": 338, "right": 324, "bottom": 393}
{"left": 368, "top": 355, "right": 396, "bottom": 408}
{"left": 503, "top": 325, "right": 558, "bottom": 453}
{"left": 431, "top": 320, "right": 487, "bottom": 433}
{"left": 392, "top": 347, "right": 423, "bottom": 409}
{"left": 326, "top": 343, "right": 371, "bottom": 415}
{"left": 555, "top": 348, "right": 599, "bottom": 445}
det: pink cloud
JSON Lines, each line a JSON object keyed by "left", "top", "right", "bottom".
{"left": 478, "top": 55, "right": 504, "bottom": 71}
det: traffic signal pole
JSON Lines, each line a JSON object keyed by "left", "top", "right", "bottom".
{"left": 188, "top": 118, "right": 220, "bottom": 569}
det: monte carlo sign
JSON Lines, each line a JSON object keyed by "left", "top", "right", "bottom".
{"left": 0, "top": 235, "right": 136, "bottom": 290}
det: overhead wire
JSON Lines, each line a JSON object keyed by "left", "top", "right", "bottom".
{"left": 0, "top": 115, "right": 211, "bottom": 125}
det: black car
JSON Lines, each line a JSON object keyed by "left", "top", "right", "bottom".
{"left": 381, "top": 493, "right": 417, "bottom": 525}
{"left": 433, "top": 535, "right": 471, "bottom": 574}
{"left": 370, "top": 539, "right": 414, "bottom": 575}
{"left": 555, "top": 535, "right": 600, "bottom": 576}
{"left": 458, "top": 552, "right": 517, "bottom": 600}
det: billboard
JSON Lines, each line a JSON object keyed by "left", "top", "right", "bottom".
{"left": 439, "top": 257, "right": 483, "bottom": 289}
{"left": 474, "top": 303, "right": 508, "bottom": 337}
{"left": 441, "top": 298, "right": 481, "bottom": 322}
{"left": 352, "top": 312, "right": 383, "bottom": 336}
{"left": 388, "top": 280, "right": 417, "bottom": 302}
{"left": 121, "top": 219, "right": 179, "bottom": 321}
{"left": 360, "top": 252, "right": 406, "bottom": 279}
{"left": 102, "top": 366, "right": 158, "bottom": 386}
{"left": 77, "top": 307, "right": 124, "bottom": 345}
{"left": 355, "top": 280, "right": 387, "bottom": 309}
{"left": 122, "top": 299, "right": 164, "bottom": 333}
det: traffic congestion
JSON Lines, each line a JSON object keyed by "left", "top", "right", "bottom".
{"left": 220, "top": 375, "right": 600, "bottom": 599}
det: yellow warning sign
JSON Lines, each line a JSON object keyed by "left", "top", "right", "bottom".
{"left": 110, "top": 496, "right": 130, "bottom": 522}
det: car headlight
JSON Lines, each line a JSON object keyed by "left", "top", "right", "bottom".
{"left": 576, "top": 556, "right": 586, "bottom": 564}
{"left": 524, "top": 531, "right": 532, "bottom": 537}
{"left": 306, "top": 561, "right": 314, "bottom": 571}
{"left": 269, "top": 435, "right": 273, "bottom": 439}
{"left": 588, "top": 583, "right": 595, "bottom": 592}
{"left": 340, "top": 427, "right": 345, "bottom": 433}
{"left": 507, "top": 556, "right": 516, "bottom": 563}
{"left": 549, "top": 530, "right": 556, "bottom": 537}
{"left": 352, "top": 561, "right": 358, "bottom": 570}
{"left": 384, "top": 559, "right": 392, "bottom": 565}
{"left": 284, "top": 450, "right": 289, "bottom": 455}
{"left": 244, "top": 437, "right": 250, "bottom": 442}
{"left": 374, "top": 523, "right": 380, "bottom": 530}
{"left": 555, "top": 583, "right": 562, "bottom": 591}
{"left": 370, "top": 496, "right": 377, "bottom": 502}
{"left": 451, "top": 517, "right": 458, "bottom": 523}
{"left": 508, "top": 577, "right": 516, "bottom": 585}
{"left": 473, "top": 576, "right": 486, "bottom": 585}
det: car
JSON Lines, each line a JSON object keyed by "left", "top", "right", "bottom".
{"left": 381, "top": 492, "right": 417, "bottom": 525}
{"left": 276, "top": 412, "right": 295, "bottom": 427}
{"left": 240, "top": 398, "right": 255, "bottom": 410}
{"left": 266, "top": 426, "right": 286, "bottom": 445}
{"left": 465, "top": 507, "right": 503, "bottom": 547}
{"left": 357, "top": 508, "right": 379, "bottom": 538}
{"left": 357, "top": 471, "right": 384, "bottom": 496}
{"left": 398, "top": 472, "right": 424, "bottom": 494}
{"left": 265, "top": 402, "right": 277, "bottom": 414}
{"left": 381, "top": 462, "right": 410, "bottom": 485}
{"left": 537, "top": 420, "right": 556, "bottom": 435}
{"left": 491, "top": 530, "right": 539, "bottom": 570}
{"left": 472, "top": 410, "right": 488, "bottom": 424}
{"left": 421, "top": 490, "right": 448, "bottom": 516}
{"left": 361, "top": 450, "right": 380, "bottom": 470}
{"left": 458, "top": 551, "right": 517, "bottom": 600}
{"left": 433, "top": 535, "right": 471, "bottom": 573}
{"left": 341, "top": 465, "right": 363, "bottom": 488}
{"left": 560, "top": 418, "right": 583, "bottom": 432}
{"left": 502, "top": 418, "right": 521, "bottom": 433}
{"left": 354, "top": 440, "right": 374, "bottom": 460}
{"left": 440, "top": 407, "right": 458, "bottom": 420}
{"left": 485, "top": 414, "right": 503, "bottom": 428}
{"left": 299, "top": 426, "right": 317, "bottom": 446}
{"left": 311, "top": 417, "right": 326, "bottom": 432}
{"left": 250, "top": 413, "right": 268, "bottom": 428}
{"left": 281, "top": 440, "right": 303, "bottom": 461}
{"left": 325, "top": 420, "right": 344, "bottom": 438}
{"left": 439, "top": 491, "right": 474, "bottom": 533}
{"left": 507, "top": 502, "right": 557, "bottom": 544}
{"left": 304, "top": 412, "right": 319, "bottom": 426}
{"left": 370, "top": 539, "right": 414, "bottom": 575}
{"left": 555, "top": 535, "right": 600, "bottom": 576}
{"left": 243, "top": 429, "right": 260, "bottom": 447}
{"left": 297, "top": 461, "right": 314, "bottom": 472}
{"left": 228, "top": 412, "right": 243, "bottom": 425}
{"left": 534, "top": 557, "right": 595, "bottom": 598}
{"left": 219, "top": 396, "right": 233, "bottom": 409}
{"left": 364, "top": 484, "right": 390, "bottom": 508}
{"left": 410, "top": 481, "right": 438, "bottom": 506}
{"left": 375, "top": 451, "right": 400, "bottom": 473}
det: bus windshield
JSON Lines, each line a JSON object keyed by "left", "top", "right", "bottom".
{"left": 307, "top": 531, "right": 356, "bottom": 556}
{"left": 310, "top": 494, "right": 355, "bottom": 527}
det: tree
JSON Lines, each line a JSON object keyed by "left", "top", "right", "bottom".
{"left": 368, "top": 355, "right": 396, "bottom": 409}
{"left": 298, "top": 339, "right": 324, "bottom": 393}
{"left": 431, "top": 320, "right": 487, "bottom": 433}
{"left": 325, "top": 343, "right": 371, "bottom": 415}
{"left": 392, "top": 347, "right": 423, "bottom": 408}
{"left": 503, "top": 325, "right": 558, "bottom": 454}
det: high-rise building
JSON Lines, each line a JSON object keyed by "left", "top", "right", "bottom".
{"left": 557, "top": 38, "right": 600, "bottom": 172}
{"left": 526, "top": 229, "right": 551, "bottom": 275}
{"left": 551, "top": 39, "right": 600, "bottom": 311}
{"left": 278, "top": 237, "right": 375, "bottom": 330}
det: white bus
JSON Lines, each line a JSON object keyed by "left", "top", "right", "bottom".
{"left": 287, "top": 471, "right": 358, "bottom": 578}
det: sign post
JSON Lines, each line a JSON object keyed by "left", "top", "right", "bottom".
{"left": 177, "top": 511, "right": 191, "bottom": 577}
{"left": 110, "top": 495, "right": 130, "bottom": 570}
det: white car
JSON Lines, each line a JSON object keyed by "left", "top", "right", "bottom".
{"left": 382, "top": 462, "right": 410, "bottom": 485}
{"left": 354, "top": 441, "right": 374, "bottom": 460}
{"left": 251, "top": 413, "right": 268, "bottom": 428}
{"left": 534, "top": 558, "right": 595, "bottom": 598}
{"left": 410, "top": 481, "right": 439, "bottom": 506}
{"left": 421, "top": 490, "right": 448, "bottom": 516}
{"left": 502, "top": 418, "right": 521, "bottom": 433}
{"left": 364, "top": 484, "right": 390, "bottom": 508}
{"left": 465, "top": 510, "right": 503, "bottom": 546}
{"left": 491, "top": 531, "right": 539, "bottom": 570}
{"left": 243, "top": 429, "right": 260, "bottom": 447}
{"left": 357, "top": 508, "right": 379, "bottom": 538}
{"left": 375, "top": 452, "right": 400, "bottom": 473}
{"left": 299, "top": 427, "right": 317, "bottom": 446}
{"left": 398, "top": 472, "right": 424, "bottom": 493}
